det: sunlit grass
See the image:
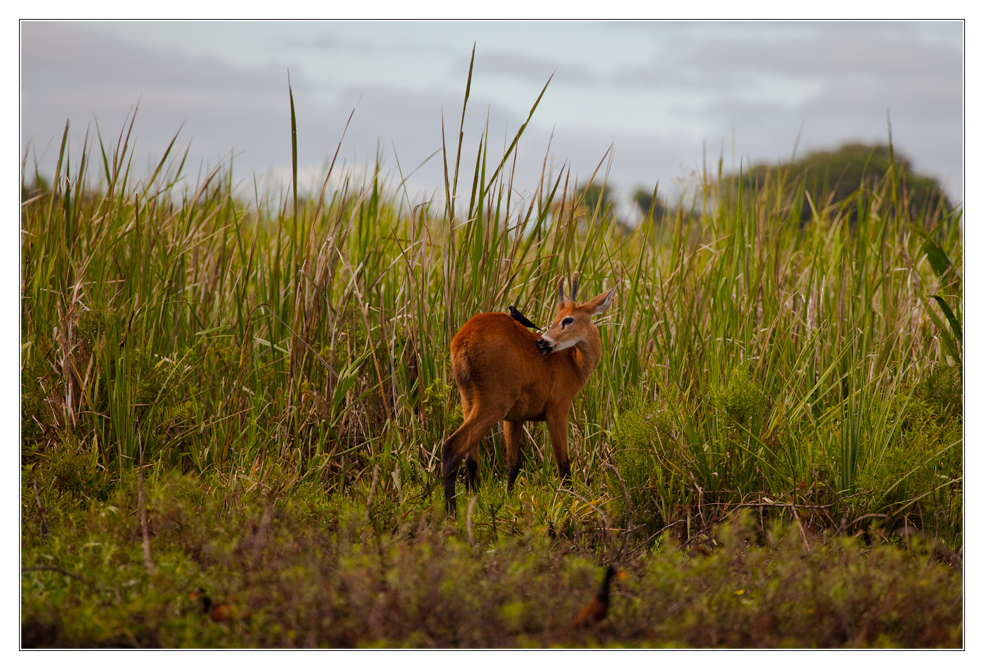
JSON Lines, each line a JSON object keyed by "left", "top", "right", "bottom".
{"left": 21, "top": 54, "right": 962, "bottom": 647}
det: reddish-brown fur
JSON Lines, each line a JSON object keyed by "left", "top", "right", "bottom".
{"left": 191, "top": 588, "right": 239, "bottom": 623}
{"left": 442, "top": 273, "right": 616, "bottom": 513}
{"left": 572, "top": 566, "right": 624, "bottom": 627}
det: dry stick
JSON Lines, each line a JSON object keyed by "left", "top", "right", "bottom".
{"left": 136, "top": 422, "right": 154, "bottom": 577}
{"left": 466, "top": 496, "right": 478, "bottom": 548}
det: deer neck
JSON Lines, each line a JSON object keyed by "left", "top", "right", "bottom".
{"left": 569, "top": 330, "right": 602, "bottom": 385}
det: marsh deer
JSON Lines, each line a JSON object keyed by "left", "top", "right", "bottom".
{"left": 441, "top": 272, "right": 616, "bottom": 513}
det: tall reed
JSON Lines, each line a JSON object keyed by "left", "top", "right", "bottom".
{"left": 21, "top": 57, "right": 961, "bottom": 544}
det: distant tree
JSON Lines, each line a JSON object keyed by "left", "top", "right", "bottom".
{"left": 21, "top": 173, "right": 51, "bottom": 201}
{"left": 725, "top": 143, "right": 955, "bottom": 226}
{"left": 577, "top": 182, "right": 614, "bottom": 219}
{"left": 632, "top": 187, "right": 666, "bottom": 224}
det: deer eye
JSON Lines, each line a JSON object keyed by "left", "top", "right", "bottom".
{"left": 561, "top": 316, "right": 574, "bottom": 328}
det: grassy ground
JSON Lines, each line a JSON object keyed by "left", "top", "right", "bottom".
{"left": 21, "top": 65, "right": 962, "bottom": 648}
{"left": 21, "top": 471, "right": 961, "bottom": 648}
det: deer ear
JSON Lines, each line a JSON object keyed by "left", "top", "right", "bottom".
{"left": 570, "top": 272, "right": 580, "bottom": 303}
{"left": 584, "top": 287, "right": 616, "bottom": 316}
{"left": 557, "top": 276, "right": 568, "bottom": 308}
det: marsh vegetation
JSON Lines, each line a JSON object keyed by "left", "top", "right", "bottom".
{"left": 21, "top": 61, "right": 962, "bottom": 647}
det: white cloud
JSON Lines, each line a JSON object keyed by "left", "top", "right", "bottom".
{"left": 20, "top": 20, "right": 963, "bottom": 205}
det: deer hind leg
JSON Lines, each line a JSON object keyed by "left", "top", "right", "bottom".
{"left": 458, "top": 392, "right": 480, "bottom": 491}
{"left": 442, "top": 399, "right": 509, "bottom": 514}
{"left": 504, "top": 420, "right": 524, "bottom": 491}
{"left": 545, "top": 410, "right": 572, "bottom": 483}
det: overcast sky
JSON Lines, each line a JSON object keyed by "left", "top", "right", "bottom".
{"left": 20, "top": 20, "right": 964, "bottom": 214}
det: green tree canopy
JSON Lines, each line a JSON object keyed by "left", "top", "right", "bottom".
{"left": 577, "top": 182, "right": 615, "bottom": 217}
{"left": 631, "top": 187, "right": 667, "bottom": 224}
{"left": 726, "top": 143, "right": 955, "bottom": 225}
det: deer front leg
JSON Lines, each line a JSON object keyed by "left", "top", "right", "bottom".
{"left": 464, "top": 445, "right": 480, "bottom": 491}
{"left": 545, "top": 410, "right": 572, "bottom": 483}
{"left": 504, "top": 420, "right": 524, "bottom": 491}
